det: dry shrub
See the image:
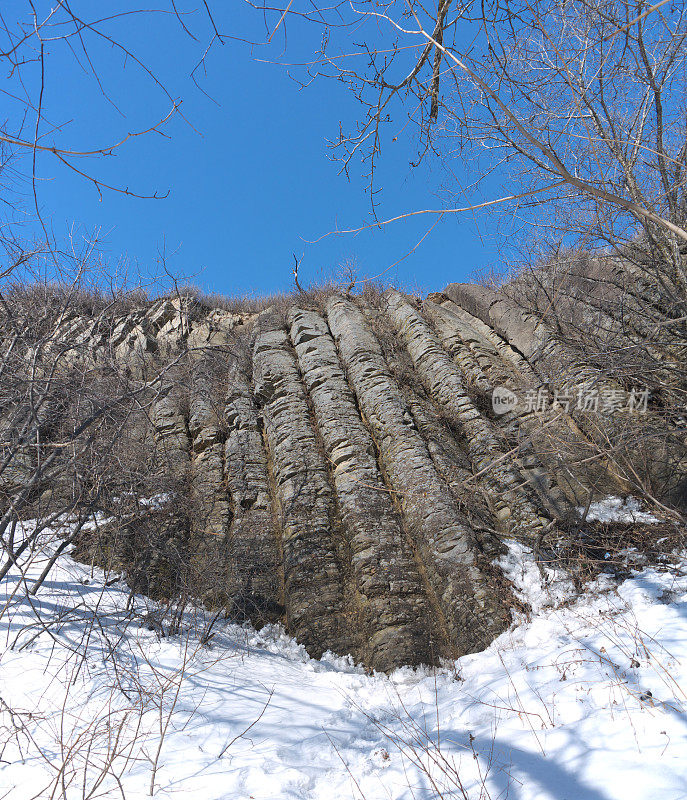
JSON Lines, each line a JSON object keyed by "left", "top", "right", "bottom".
{"left": 539, "top": 518, "right": 686, "bottom": 589}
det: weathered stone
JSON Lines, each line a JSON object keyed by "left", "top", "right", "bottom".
{"left": 440, "top": 287, "right": 633, "bottom": 501}
{"left": 443, "top": 283, "right": 625, "bottom": 402}
{"left": 384, "top": 289, "right": 550, "bottom": 538}
{"left": 224, "top": 358, "right": 283, "bottom": 626}
{"left": 152, "top": 297, "right": 194, "bottom": 353}
{"left": 147, "top": 299, "right": 179, "bottom": 333}
{"left": 444, "top": 283, "right": 557, "bottom": 369}
{"left": 424, "top": 297, "right": 536, "bottom": 389}
{"left": 151, "top": 373, "right": 191, "bottom": 479}
{"left": 288, "top": 306, "right": 436, "bottom": 669}
{"left": 189, "top": 352, "right": 230, "bottom": 539}
{"left": 253, "top": 310, "right": 351, "bottom": 658}
{"left": 325, "top": 296, "right": 511, "bottom": 657}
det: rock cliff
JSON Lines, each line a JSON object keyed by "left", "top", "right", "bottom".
{"left": 3, "top": 282, "right": 685, "bottom": 670}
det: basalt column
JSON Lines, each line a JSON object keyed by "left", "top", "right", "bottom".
{"left": 224, "top": 358, "right": 283, "bottom": 625}
{"left": 383, "top": 288, "right": 550, "bottom": 539}
{"left": 288, "top": 307, "right": 437, "bottom": 669}
{"left": 189, "top": 351, "right": 231, "bottom": 539}
{"left": 252, "top": 310, "right": 351, "bottom": 658}
{"left": 325, "top": 296, "right": 511, "bottom": 657}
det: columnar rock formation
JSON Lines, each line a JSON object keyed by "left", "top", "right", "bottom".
{"left": 287, "top": 306, "right": 434, "bottom": 669}
{"left": 3, "top": 281, "right": 685, "bottom": 671}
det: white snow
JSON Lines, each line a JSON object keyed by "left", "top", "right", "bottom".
{"left": 1, "top": 518, "right": 687, "bottom": 800}
{"left": 579, "top": 496, "right": 661, "bottom": 524}
{"left": 497, "top": 540, "right": 576, "bottom": 614}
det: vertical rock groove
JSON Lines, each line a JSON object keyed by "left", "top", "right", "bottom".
{"left": 189, "top": 351, "right": 231, "bottom": 539}
{"left": 325, "top": 296, "right": 510, "bottom": 656}
{"left": 288, "top": 307, "right": 436, "bottom": 669}
{"left": 151, "top": 370, "right": 191, "bottom": 480}
{"left": 383, "top": 289, "right": 550, "bottom": 538}
{"left": 224, "top": 357, "right": 283, "bottom": 625}
{"left": 252, "top": 309, "right": 351, "bottom": 658}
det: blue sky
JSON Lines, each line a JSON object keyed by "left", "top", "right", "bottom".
{"left": 19, "top": 3, "right": 511, "bottom": 297}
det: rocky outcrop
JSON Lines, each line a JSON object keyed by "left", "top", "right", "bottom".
{"left": 252, "top": 310, "right": 350, "bottom": 659}
{"left": 288, "top": 306, "right": 435, "bottom": 670}
{"left": 325, "top": 296, "right": 510, "bottom": 656}
{"left": 4, "top": 278, "right": 685, "bottom": 671}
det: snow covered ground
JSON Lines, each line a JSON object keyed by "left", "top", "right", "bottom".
{"left": 1, "top": 504, "right": 686, "bottom": 800}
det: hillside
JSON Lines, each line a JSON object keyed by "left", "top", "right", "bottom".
{"left": 2, "top": 272, "right": 686, "bottom": 672}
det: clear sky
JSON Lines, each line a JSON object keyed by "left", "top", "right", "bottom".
{"left": 19, "top": 3, "right": 511, "bottom": 297}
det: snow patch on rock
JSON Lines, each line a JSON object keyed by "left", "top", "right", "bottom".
{"left": 580, "top": 495, "right": 661, "bottom": 523}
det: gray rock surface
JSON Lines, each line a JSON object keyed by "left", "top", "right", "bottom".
{"left": 224, "top": 358, "right": 283, "bottom": 625}
{"left": 288, "top": 306, "right": 435, "bottom": 670}
{"left": 253, "top": 309, "right": 351, "bottom": 659}
{"left": 384, "top": 289, "right": 550, "bottom": 538}
{"left": 5, "top": 282, "right": 684, "bottom": 670}
{"left": 325, "top": 296, "right": 510, "bottom": 656}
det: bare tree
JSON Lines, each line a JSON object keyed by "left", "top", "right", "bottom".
{"left": 0, "top": 1, "right": 233, "bottom": 240}
{"left": 242, "top": 1, "right": 686, "bottom": 292}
